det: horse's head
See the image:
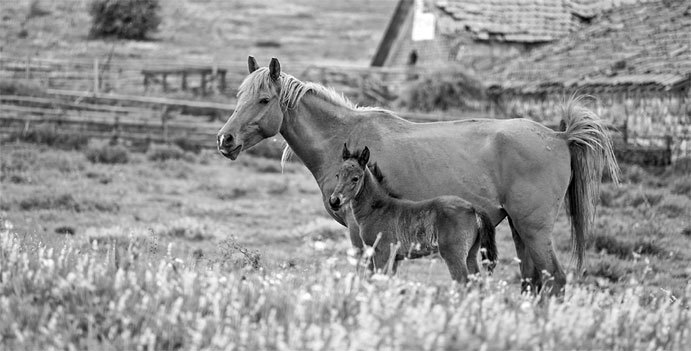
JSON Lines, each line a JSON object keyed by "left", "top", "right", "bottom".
{"left": 329, "top": 144, "right": 369, "bottom": 211}
{"left": 217, "top": 56, "right": 284, "bottom": 160}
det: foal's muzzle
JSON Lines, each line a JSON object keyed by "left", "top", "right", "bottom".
{"left": 328, "top": 196, "right": 341, "bottom": 211}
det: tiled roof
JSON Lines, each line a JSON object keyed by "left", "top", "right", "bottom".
{"left": 489, "top": 0, "right": 691, "bottom": 92}
{"left": 435, "top": 0, "right": 640, "bottom": 43}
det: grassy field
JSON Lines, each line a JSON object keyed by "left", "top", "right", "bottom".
{"left": 1, "top": 140, "right": 690, "bottom": 349}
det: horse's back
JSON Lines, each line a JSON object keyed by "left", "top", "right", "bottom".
{"left": 347, "top": 115, "right": 571, "bottom": 223}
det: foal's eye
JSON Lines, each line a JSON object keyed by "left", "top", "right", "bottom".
{"left": 351, "top": 177, "right": 359, "bottom": 182}
{"left": 259, "top": 97, "right": 270, "bottom": 104}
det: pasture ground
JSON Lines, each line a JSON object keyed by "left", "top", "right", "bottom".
{"left": 1, "top": 142, "right": 690, "bottom": 349}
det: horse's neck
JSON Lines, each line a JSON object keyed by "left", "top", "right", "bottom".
{"left": 280, "top": 93, "right": 358, "bottom": 183}
{"left": 352, "top": 169, "right": 390, "bottom": 221}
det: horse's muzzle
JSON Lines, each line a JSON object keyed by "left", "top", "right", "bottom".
{"left": 217, "top": 133, "right": 242, "bottom": 160}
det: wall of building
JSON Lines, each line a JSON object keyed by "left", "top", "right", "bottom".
{"left": 490, "top": 89, "right": 691, "bottom": 162}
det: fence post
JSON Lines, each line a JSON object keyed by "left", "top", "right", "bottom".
{"left": 93, "top": 58, "right": 100, "bottom": 93}
{"left": 25, "top": 56, "right": 30, "bottom": 80}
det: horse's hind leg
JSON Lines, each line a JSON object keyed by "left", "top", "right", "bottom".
{"left": 506, "top": 208, "right": 566, "bottom": 296}
{"left": 508, "top": 217, "right": 541, "bottom": 293}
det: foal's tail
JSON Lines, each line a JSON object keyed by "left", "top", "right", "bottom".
{"left": 475, "top": 210, "right": 498, "bottom": 273}
{"left": 559, "top": 96, "right": 620, "bottom": 271}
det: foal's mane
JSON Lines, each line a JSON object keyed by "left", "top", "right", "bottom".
{"left": 237, "top": 68, "right": 387, "bottom": 170}
{"left": 344, "top": 150, "right": 399, "bottom": 199}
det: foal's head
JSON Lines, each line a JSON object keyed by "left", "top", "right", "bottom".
{"left": 328, "top": 144, "right": 370, "bottom": 211}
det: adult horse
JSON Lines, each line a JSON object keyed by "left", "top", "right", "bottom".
{"left": 217, "top": 57, "right": 619, "bottom": 295}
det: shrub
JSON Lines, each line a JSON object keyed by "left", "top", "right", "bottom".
{"left": 85, "top": 144, "right": 130, "bottom": 164}
{"left": 656, "top": 196, "right": 690, "bottom": 219}
{"left": 6, "top": 125, "right": 89, "bottom": 150}
{"left": 89, "top": 0, "right": 161, "bottom": 40}
{"left": 395, "top": 68, "right": 485, "bottom": 112}
{"left": 173, "top": 137, "right": 202, "bottom": 154}
{"left": 147, "top": 144, "right": 194, "bottom": 162}
{"left": 246, "top": 138, "right": 286, "bottom": 160}
{"left": 670, "top": 178, "right": 691, "bottom": 197}
{"left": 0, "top": 80, "right": 44, "bottom": 96}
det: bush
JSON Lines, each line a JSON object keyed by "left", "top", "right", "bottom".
{"left": 6, "top": 125, "right": 89, "bottom": 150}
{"left": 147, "top": 144, "right": 194, "bottom": 162}
{"left": 395, "top": 68, "right": 485, "bottom": 112}
{"left": 246, "top": 138, "right": 286, "bottom": 160}
{"left": 85, "top": 144, "right": 130, "bottom": 164}
{"left": 0, "top": 80, "right": 44, "bottom": 96}
{"left": 89, "top": 0, "right": 161, "bottom": 40}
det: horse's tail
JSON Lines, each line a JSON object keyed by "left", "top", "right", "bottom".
{"left": 559, "top": 96, "right": 620, "bottom": 272}
{"left": 475, "top": 209, "right": 498, "bottom": 273}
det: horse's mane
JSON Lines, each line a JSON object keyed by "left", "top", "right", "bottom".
{"left": 237, "top": 68, "right": 387, "bottom": 170}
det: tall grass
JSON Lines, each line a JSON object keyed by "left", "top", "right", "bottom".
{"left": 0, "top": 222, "right": 689, "bottom": 350}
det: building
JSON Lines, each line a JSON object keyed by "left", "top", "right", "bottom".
{"left": 487, "top": 0, "right": 690, "bottom": 163}
{"left": 371, "top": 0, "right": 636, "bottom": 74}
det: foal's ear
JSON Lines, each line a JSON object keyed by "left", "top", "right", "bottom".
{"left": 358, "top": 146, "right": 370, "bottom": 167}
{"left": 342, "top": 143, "right": 350, "bottom": 160}
{"left": 269, "top": 58, "right": 281, "bottom": 80}
{"left": 248, "top": 56, "right": 259, "bottom": 74}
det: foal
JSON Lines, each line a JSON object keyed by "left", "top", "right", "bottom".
{"left": 329, "top": 144, "right": 497, "bottom": 282}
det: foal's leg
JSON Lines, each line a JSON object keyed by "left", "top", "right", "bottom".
{"left": 438, "top": 228, "right": 470, "bottom": 283}
{"left": 466, "top": 234, "right": 481, "bottom": 276}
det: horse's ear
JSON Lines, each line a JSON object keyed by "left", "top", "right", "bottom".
{"left": 248, "top": 56, "right": 259, "bottom": 74}
{"left": 358, "top": 146, "right": 370, "bottom": 167}
{"left": 269, "top": 58, "right": 281, "bottom": 80}
{"left": 342, "top": 143, "right": 350, "bottom": 160}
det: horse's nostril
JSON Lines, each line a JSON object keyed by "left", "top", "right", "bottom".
{"left": 220, "top": 134, "right": 234, "bottom": 148}
{"left": 329, "top": 197, "right": 341, "bottom": 208}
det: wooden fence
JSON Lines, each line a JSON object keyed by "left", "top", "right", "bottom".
{"left": 0, "top": 54, "right": 681, "bottom": 165}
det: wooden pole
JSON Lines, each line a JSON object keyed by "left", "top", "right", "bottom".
{"left": 25, "top": 56, "right": 30, "bottom": 80}
{"left": 93, "top": 58, "right": 100, "bottom": 93}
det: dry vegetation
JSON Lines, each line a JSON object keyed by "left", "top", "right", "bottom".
{"left": 1, "top": 141, "right": 690, "bottom": 349}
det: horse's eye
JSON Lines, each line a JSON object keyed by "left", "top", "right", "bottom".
{"left": 259, "top": 97, "right": 270, "bottom": 104}
{"left": 335, "top": 174, "right": 339, "bottom": 179}
{"left": 352, "top": 177, "right": 359, "bottom": 182}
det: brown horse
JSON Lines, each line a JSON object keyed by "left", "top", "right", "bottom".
{"left": 217, "top": 57, "right": 619, "bottom": 295}
{"left": 329, "top": 144, "right": 497, "bottom": 282}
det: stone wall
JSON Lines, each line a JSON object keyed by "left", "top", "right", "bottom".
{"left": 490, "top": 90, "right": 691, "bottom": 162}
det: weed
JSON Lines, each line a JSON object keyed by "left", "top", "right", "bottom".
{"left": 217, "top": 188, "right": 249, "bottom": 200}
{"left": 6, "top": 125, "right": 89, "bottom": 150}
{"left": 155, "top": 217, "right": 212, "bottom": 241}
{"left": 245, "top": 138, "right": 287, "bottom": 160}
{"left": 589, "top": 233, "right": 633, "bottom": 259}
{"left": 54, "top": 226, "right": 76, "bottom": 235}
{"left": 85, "top": 144, "right": 130, "bottom": 164}
{"left": 670, "top": 178, "right": 691, "bottom": 197}
{"left": 255, "top": 40, "right": 282, "bottom": 48}
{"left": 656, "top": 196, "right": 690, "bottom": 218}
{"left": 219, "top": 236, "right": 262, "bottom": 270}
{"left": 585, "top": 259, "right": 626, "bottom": 282}
{"left": 0, "top": 80, "right": 44, "bottom": 96}
{"left": 173, "top": 137, "right": 202, "bottom": 154}
{"left": 17, "top": 193, "right": 119, "bottom": 212}
{"left": 147, "top": 144, "right": 195, "bottom": 162}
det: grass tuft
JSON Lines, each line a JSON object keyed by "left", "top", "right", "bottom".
{"left": 85, "top": 144, "right": 130, "bottom": 164}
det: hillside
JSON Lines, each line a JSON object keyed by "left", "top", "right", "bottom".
{"left": 0, "top": 0, "right": 397, "bottom": 66}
